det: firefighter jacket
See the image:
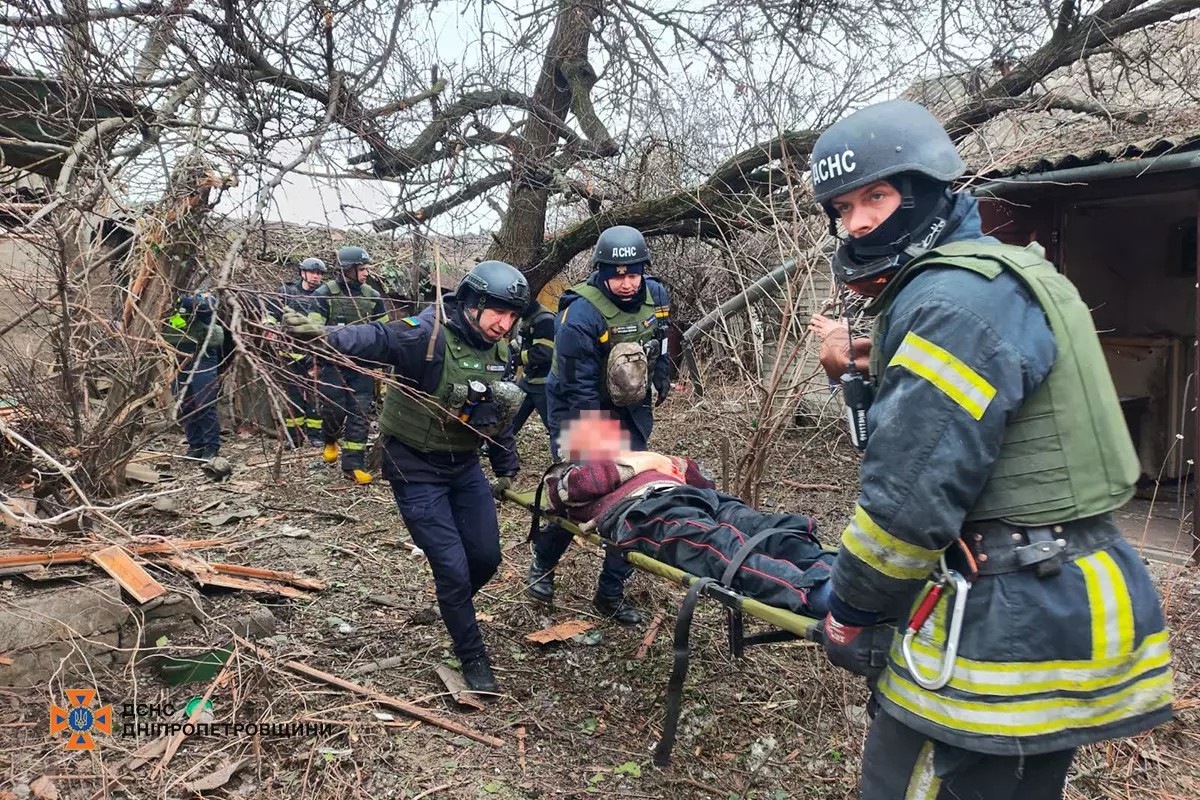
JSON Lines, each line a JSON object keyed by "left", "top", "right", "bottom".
{"left": 830, "top": 191, "right": 1172, "bottom": 755}
{"left": 324, "top": 299, "right": 519, "bottom": 478}
{"left": 546, "top": 273, "right": 670, "bottom": 443}
{"left": 309, "top": 278, "right": 387, "bottom": 326}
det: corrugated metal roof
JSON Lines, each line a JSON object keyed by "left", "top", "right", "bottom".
{"left": 979, "top": 126, "right": 1200, "bottom": 178}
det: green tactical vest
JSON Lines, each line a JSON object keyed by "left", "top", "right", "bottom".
{"left": 866, "top": 241, "right": 1139, "bottom": 525}
{"left": 378, "top": 324, "right": 510, "bottom": 453}
{"left": 549, "top": 283, "right": 663, "bottom": 396}
{"left": 163, "top": 309, "right": 223, "bottom": 356}
{"left": 324, "top": 280, "right": 381, "bottom": 326}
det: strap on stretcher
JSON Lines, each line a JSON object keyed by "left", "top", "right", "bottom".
{"left": 501, "top": 489, "right": 823, "bottom": 766}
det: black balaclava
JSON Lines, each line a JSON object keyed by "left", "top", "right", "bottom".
{"left": 590, "top": 262, "right": 647, "bottom": 311}
{"left": 845, "top": 175, "right": 950, "bottom": 257}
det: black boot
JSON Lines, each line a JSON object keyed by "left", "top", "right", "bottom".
{"left": 594, "top": 593, "right": 642, "bottom": 627}
{"left": 461, "top": 654, "right": 499, "bottom": 693}
{"left": 526, "top": 558, "right": 555, "bottom": 602}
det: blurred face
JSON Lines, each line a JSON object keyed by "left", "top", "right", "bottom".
{"left": 605, "top": 272, "right": 643, "bottom": 299}
{"left": 830, "top": 180, "right": 903, "bottom": 239}
{"left": 475, "top": 306, "right": 519, "bottom": 342}
{"left": 300, "top": 269, "right": 323, "bottom": 289}
{"left": 561, "top": 411, "right": 629, "bottom": 462}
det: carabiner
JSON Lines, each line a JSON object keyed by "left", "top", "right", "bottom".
{"left": 901, "top": 554, "right": 970, "bottom": 690}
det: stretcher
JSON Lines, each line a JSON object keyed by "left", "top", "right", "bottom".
{"left": 502, "top": 488, "right": 824, "bottom": 766}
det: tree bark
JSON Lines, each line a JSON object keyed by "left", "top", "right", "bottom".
{"left": 486, "top": 0, "right": 604, "bottom": 268}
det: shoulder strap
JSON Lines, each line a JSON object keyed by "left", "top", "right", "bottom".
{"left": 324, "top": 279, "right": 341, "bottom": 296}
{"left": 572, "top": 283, "right": 621, "bottom": 320}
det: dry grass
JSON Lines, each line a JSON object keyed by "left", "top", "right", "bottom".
{"left": 1, "top": 381, "right": 1197, "bottom": 799}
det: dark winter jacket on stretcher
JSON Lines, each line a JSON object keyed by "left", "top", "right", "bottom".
{"left": 543, "top": 457, "right": 834, "bottom": 617}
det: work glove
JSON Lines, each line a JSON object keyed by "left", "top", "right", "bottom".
{"left": 282, "top": 311, "right": 324, "bottom": 339}
{"left": 819, "top": 614, "right": 895, "bottom": 680}
{"left": 489, "top": 476, "right": 513, "bottom": 499}
{"left": 653, "top": 374, "right": 671, "bottom": 407}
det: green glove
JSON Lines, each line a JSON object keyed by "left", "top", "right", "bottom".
{"left": 282, "top": 311, "right": 324, "bottom": 339}
{"left": 490, "top": 476, "right": 513, "bottom": 499}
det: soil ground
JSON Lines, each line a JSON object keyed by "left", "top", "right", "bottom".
{"left": 2, "top": 384, "right": 1198, "bottom": 799}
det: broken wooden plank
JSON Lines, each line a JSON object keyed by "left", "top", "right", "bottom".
{"left": 90, "top": 546, "right": 166, "bottom": 604}
{"left": 124, "top": 462, "right": 166, "bottom": 484}
{"left": 0, "top": 539, "right": 231, "bottom": 569}
{"left": 0, "top": 496, "right": 36, "bottom": 527}
{"left": 525, "top": 620, "right": 595, "bottom": 645}
{"left": 204, "top": 562, "right": 325, "bottom": 591}
{"left": 0, "top": 655, "right": 13, "bottom": 666}
{"left": 433, "top": 665, "right": 487, "bottom": 710}
{"left": 233, "top": 635, "right": 504, "bottom": 747}
{"left": 158, "top": 556, "right": 306, "bottom": 599}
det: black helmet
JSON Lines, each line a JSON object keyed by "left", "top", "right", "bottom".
{"left": 593, "top": 226, "right": 649, "bottom": 272}
{"left": 810, "top": 99, "right": 964, "bottom": 205}
{"left": 813, "top": 100, "right": 964, "bottom": 285}
{"left": 298, "top": 257, "right": 327, "bottom": 273}
{"left": 336, "top": 245, "right": 370, "bottom": 269}
{"left": 457, "top": 260, "right": 530, "bottom": 313}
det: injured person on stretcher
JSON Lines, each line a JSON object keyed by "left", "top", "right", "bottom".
{"left": 542, "top": 410, "right": 835, "bottom": 618}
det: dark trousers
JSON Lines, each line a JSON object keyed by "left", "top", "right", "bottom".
{"left": 512, "top": 383, "right": 549, "bottom": 435}
{"left": 611, "top": 485, "right": 833, "bottom": 616}
{"left": 861, "top": 707, "right": 1076, "bottom": 800}
{"left": 319, "top": 364, "right": 373, "bottom": 469}
{"left": 174, "top": 349, "right": 221, "bottom": 452}
{"left": 390, "top": 466, "right": 502, "bottom": 662}
{"left": 283, "top": 358, "right": 319, "bottom": 442}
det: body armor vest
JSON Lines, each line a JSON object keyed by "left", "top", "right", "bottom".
{"left": 867, "top": 241, "right": 1139, "bottom": 524}
{"left": 164, "top": 308, "right": 223, "bottom": 355}
{"left": 550, "top": 282, "right": 666, "bottom": 401}
{"left": 324, "top": 280, "right": 381, "bottom": 326}
{"left": 379, "top": 323, "right": 511, "bottom": 453}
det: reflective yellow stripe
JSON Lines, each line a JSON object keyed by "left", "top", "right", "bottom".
{"left": 598, "top": 330, "right": 610, "bottom": 344}
{"left": 305, "top": 418, "right": 324, "bottom": 429}
{"left": 532, "top": 338, "right": 555, "bottom": 348}
{"left": 879, "top": 669, "right": 1172, "bottom": 737}
{"left": 343, "top": 441, "right": 366, "bottom": 451}
{"left": 654, "top": 310, "right": 669, "bottom": 318}
{"left": 904, "top": 741, "right": 941, "bottom": 800}
{"left": 284, "top": 417, "right": 306, "bottom": 428}
{"left": 378, "top": 315, "right": 390, "bottom": 323}
{"left": 902, "top": 630, "right": 1170, "bottom": 696}
{"left": 1078, "top": 551, "right": 1135, "bottom": 659}
{"left": 888, "top": 332, "right": 996, "bottom": 420}
{"left": 840, "top": 505, "right": 940, "bottom": 581}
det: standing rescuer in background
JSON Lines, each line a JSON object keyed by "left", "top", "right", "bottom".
{"left": 508, "top": 300, "right": 556, "bottom": 435}
{"left": 532, "top": 225, "right": 672, "bottom": 626}
{"left": 285, "top": 260, "right": 527, "bottom": 693}
{"left": 163, "top": 292, "right": 224, "bottom": 460}
{"left": 809, "top": 99, "right": 1172, "bottom": 800}
{"left": 308, "top": 245, "right": 388, "bottom": 483}
{"left": 265, "top": 256, "right": 326, "bottom": 447}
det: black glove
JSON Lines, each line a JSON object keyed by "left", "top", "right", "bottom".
{"left": 489, "top": 476, "right": 513, "bottom": 499}
{"left": 820, "top": 614, "right": 895, "bottom": 680}
{"left": 653, "top": 375, "right": 671, "bottom": 407}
